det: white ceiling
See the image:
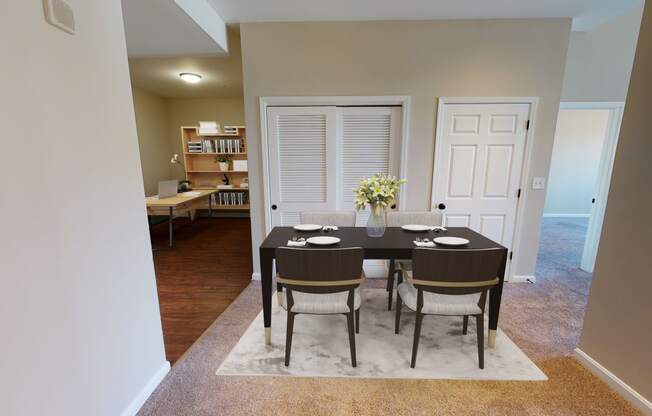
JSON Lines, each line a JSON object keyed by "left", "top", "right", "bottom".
{"left": 208, "top": 0, "right": 644, "bottom": 31}
{"left": 121, "top": 0, "right": 228, "bottom": 57}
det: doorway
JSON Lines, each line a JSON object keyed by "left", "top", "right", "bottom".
{"left": 540, "top": 102, "right": 624, "bottom": 276}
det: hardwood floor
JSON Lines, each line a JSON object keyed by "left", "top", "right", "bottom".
{"left": 150, "top": 216, "right": 252, "bottom": 363}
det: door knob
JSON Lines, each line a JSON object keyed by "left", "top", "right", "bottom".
{"left": 271, "top": 204, "right": 278, "bottom": 210}
{"left": 437, "top": 203, "right": 446, "bottom": 210}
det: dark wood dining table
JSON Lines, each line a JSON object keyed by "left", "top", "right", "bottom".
{"left": 259, "top": 226, "right": 508, "bottom": 348}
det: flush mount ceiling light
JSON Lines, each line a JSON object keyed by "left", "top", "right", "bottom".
{"left": 179, "top": 72, "right": 202, "bottom": 84}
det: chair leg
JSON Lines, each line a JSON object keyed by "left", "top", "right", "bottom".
{"left": 346, "top": 312, "right": 357, "bottom": 367}
{"left": 476, "top": 314, "right": 484, "bottom": 369}
{"left": 462, "top": 315, "right": 468, "bottom": 335}
{"left": 410, "top": 312, "right": 423, "bottom": 368}
{"left": 284, "top": 312, "right": 295, "bottom": 367}
{"left": 394, "top": 292, "right": 402, "bottom": 334}
{"left": 355, "top": 308, "right": 360, "bottom": 334}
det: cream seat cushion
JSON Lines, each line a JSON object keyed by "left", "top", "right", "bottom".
{"left": 281, "top": 288, "right": 362, "bottom": 314}
{"left": 397, "top": 280, "right": 481, "bottom": 316}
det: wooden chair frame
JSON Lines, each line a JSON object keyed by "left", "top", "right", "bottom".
{"left": 394, "top": 247, "right": 503, "bottom": 369}
{"left": 275, "top": 247, "right": 364, "bottom": 367}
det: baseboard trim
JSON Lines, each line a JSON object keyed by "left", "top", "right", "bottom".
{"left": 574, "top": 348, "right": 652, "bottom": 415}
{"left": 251, "top": 272, "right": 261, "bottom": 281}
{"left": 120, "top": 361, "right": 170, "bottom": 416}
{"left": 543, "top": 213, "right": 591, "bottom": 218}
{"left": 511, "top": 275, "right": 536, "bottom": 283}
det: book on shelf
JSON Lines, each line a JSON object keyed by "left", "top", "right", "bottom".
{"left": 213, "top": 191, "right": 248, "bottom": 207}
{"left": 187, "top": 141, "right": 203, "bottom": 153}
{"left": 223, "top": 126, "right": 238, "bottom": 134}
{"left": 199, "top": 121, "right": 220, "bottom": 135}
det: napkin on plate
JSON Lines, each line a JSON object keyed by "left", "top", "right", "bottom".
{"left": 430, "top": 226, "right": 447, "bottom": 231}
{"left": 287, "top": 240, "right": 307, "bottom": 247}
{"left": 414, "top": 240, "right": 436, "bottom": 247}
{"left": 322, "top": 225, "right": 339, "bottom": 231}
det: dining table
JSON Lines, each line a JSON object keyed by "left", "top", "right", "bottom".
{"left": 259, "top": 226, "right": 508, "bottom": 348}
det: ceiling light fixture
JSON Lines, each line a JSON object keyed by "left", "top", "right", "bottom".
{"left": 179, "top": 72, "right": 202, "bottom": 84}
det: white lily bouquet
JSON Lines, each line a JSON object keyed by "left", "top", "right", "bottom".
{"left": 354, "top": 174, "right": 407, "bottom": 237}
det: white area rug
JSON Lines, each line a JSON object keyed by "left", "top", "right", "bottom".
{"left": 217, "top": 289, "right": 547, "bottom": 380}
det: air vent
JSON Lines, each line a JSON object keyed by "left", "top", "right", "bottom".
{"left": 43, "top": 0, "right": 75, "bottom": 35}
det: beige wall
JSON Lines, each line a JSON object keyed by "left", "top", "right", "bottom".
{"left": 0, "top": 1, "right": 167, "bottom": 415}
{"left": 241, "top": 19, "right": 572, "bottom": 277}
{"left": 579, "top": 2, "right": 652, "bottom": 405}
{"left": 166, "top": 97, "right": 245, "bottom": 180}
{"left": 561, "top": 7, "right": 643, "bottom": 102}
{"left": 132, "top": 87, "right": 172, "bottom": 195}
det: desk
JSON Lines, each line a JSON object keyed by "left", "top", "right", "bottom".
{"left": 259, "top": 226, "right": 507, "bottom": 347}
{"left": 146, "top": 189, "right": 217, "bottom": 248}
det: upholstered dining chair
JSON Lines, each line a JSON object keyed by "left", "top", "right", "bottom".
{"left": 276, "top": 211, "right": 359, "bottom": 305}
{"left": 394, "top": 247, "right": 503, "bottom": 369}
{"left": 299, "top": 211, "right": 357, "bottom": 227}
{"left": 275, "top": 247, "right": 365, "bottom": 367}
{"left": 385, "top": 211, "right": 443, "bottom": 310}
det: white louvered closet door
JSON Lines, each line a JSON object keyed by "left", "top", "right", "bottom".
{"left": 338, "top": 107, "right": 402, "bottom": 278}
{"left": 267, "top": 106, "right": 338, "bottom": 226}
{"left": 338, "top": 107, "right": 402, "bottom": 225}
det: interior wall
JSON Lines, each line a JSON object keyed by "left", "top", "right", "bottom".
{"left": 579, "top": 2, "right": 652, "bottom": 405}
{"left": 166, "top": 97, "right": 245, "bottom": 180}
{"left": 561, "top": 7, "right": 643, "bottom": 102}
{"left": 544, "top": 109, "right": 610, "bottom": 216}
{"left": 132, "top": 87, "right": 172, "bottom": 195}
{"left": 240, "top": 19, "right": 572, "bottom": 277}
{"left": 0, "top": 1, "right": 167, "bottom": 416}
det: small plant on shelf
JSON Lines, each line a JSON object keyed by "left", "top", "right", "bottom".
{"left": 213, "top": 154, "right": 232, "bottom": 171}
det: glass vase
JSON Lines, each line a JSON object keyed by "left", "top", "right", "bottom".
{"left": 366, "top": 205, "right": 386, "bottom": 237}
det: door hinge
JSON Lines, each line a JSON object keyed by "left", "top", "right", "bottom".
{"left": 509, "top": 252, "right": 513, "bottom": 261}
{"left": 517, "top": 188, "right": 521, "bottom": 198}
{"left": 526, "top": 120, "right": 530, "bottom": 130}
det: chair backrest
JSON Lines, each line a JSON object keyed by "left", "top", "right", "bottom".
{"left": 275, "top": 247, "right": 364, "bottom": 292}
{"left": 299, "top": 211, "right": 356, "bottom": 227}
{"left": 386, "top": 211, "right": 442, "bottom": 227}
{"left": 410, "top": 248, "right": 504, "bottom": 295}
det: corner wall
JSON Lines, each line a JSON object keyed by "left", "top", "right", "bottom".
{"left": 0, "top": 1, "right": 167, "bottom": 415}
{"left": 578, "top": 2, "right": 652, "bottom": 407}
{"left": 561, "top": 7, "right": 643, "bottom": 102}
{"left": 240, "top": 19, "right": 572, "bottom": 277}
{"left": 133, "top": 87, "right": 172, "bottom": 195}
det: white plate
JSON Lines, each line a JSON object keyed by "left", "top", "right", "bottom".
{"left": 293, "top": 224, "right": 322, "bottom": 232}
{"left": 434, "top": 236, "right": 470, "bottom": 246}
{"left": 306, "top": 236, "right": 341, "bottom": 246}
{"left": 401, "top": 224, "right": 432, "bottom": 232}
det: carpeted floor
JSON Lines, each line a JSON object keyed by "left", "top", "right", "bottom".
{"left": 138, "top": 217, "right": 641, "bottom": 416}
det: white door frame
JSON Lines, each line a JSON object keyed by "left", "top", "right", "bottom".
{"left": 556, "top": 101, "right": 625, "bottom": 272}
{"left": 259, "top": 96, "right": 411, "bottom": 234}
{"left": 432, "top": 97, "right": 539, "bottom": 282}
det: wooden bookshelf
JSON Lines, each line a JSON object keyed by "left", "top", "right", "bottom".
{"left": 181, "top": 126, "right": 249, "bottom": 211}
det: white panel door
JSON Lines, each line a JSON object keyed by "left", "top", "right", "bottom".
{"left": 267, "top": 106, "right": 338, "bottom": 226}
{"left": 432, "top": 102, "right": 529, "bottom": 250}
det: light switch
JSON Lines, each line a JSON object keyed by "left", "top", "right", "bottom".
{"left": 532, "top": 177, "right": 546, "bottom": 190}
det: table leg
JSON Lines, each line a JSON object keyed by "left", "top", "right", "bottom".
{"left": 488, "top": 250, "right": 508, "bottom": 348}
{"left": 260, "top": 248, "right": 274, "bottom": 345}
{"left": 387, "top": 258, "right": 395, "bottom": 310}
{"left": 168, "top": 207, "right": 174, "bottom": 249}
{"left": 208, "top": 194, "right": 213, "bottom": 218}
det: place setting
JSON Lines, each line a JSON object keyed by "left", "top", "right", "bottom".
{"left": 400, "top": 223, "right": 471, "bottom": 248}
{"left": 287, "top": 223, "right": 342, "bottom": 247}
